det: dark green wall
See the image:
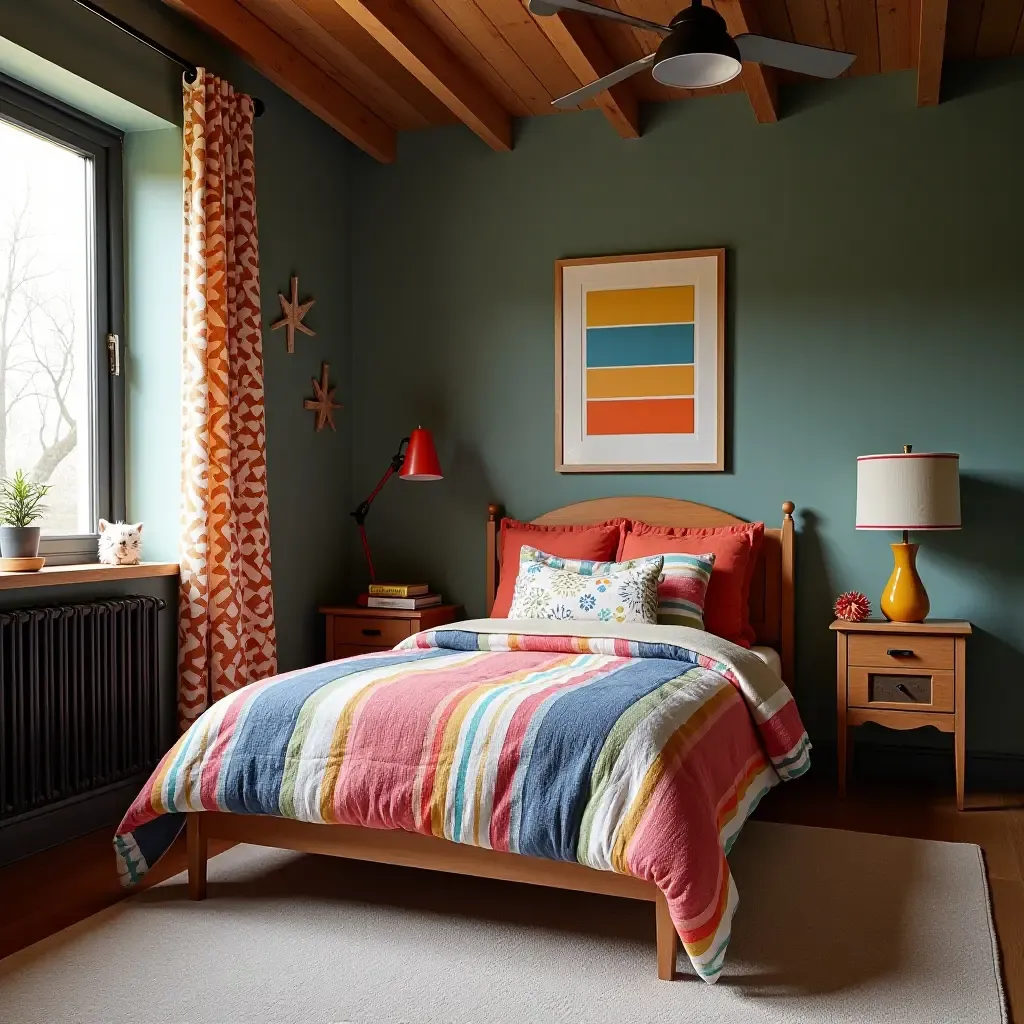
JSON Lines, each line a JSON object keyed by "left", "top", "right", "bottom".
{"left": 4, "top": 1, "right": 1024, "bottom": 775}
{"left": 349, "top": 61, "right": 1024, "bottom": 763}
{"left": 0, "top": 0, "right": 353, "bottom": 671}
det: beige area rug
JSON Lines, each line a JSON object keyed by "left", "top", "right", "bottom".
{"left": 0, "top": 821, "right": 1006, "bottom": 1024}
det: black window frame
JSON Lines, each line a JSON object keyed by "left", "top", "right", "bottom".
{"left": 0, "top": 72, "right": 125, "bottom": 564}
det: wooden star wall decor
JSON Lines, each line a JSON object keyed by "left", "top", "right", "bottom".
{"left": 304, "top": 362, "right": 341, "bottom": 432}
{"left": 272, "top": 275, "right": 315, "bottom": 353}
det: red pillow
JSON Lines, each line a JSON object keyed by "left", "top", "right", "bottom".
{"left": 620, "top": 521, "right": 764, "bottom": 647}
{"left": 491, "top": 518, "right": 628, "bottom": 617}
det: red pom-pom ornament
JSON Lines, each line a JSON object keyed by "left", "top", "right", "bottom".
{"left": 834, "top": 591, "right": 871, "bottom": 622}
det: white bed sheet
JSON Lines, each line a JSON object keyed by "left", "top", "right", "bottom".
{"left": 749, "top": 646, "right": 782, "bottom": 677}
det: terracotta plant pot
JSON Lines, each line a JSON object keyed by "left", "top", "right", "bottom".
{"left": 0, "top": 526, "right": 41, "bottom": 558}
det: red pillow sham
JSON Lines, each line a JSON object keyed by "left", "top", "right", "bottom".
{"left": 620, "top": 521, "right": 765, "bottom": 647}
{"left": 491, "top": 518, "right": 628, "bottom": 617}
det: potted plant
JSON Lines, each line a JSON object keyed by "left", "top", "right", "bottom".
{"left": 0, "top": 470, "right": 51, "bottom": 558}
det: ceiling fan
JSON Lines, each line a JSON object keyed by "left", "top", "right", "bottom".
{"left": 528, "top": 0, "right": 856, "bottom": 109}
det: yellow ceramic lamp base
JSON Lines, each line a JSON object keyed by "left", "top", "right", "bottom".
{"left": 880, "top": 542, "right": 930, "bottom": 623}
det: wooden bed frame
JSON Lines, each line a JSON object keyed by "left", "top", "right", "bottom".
{"left": 486, "top": 497, "right": 795, "bottom": 684}
{"left": 187, "top": 498, "right": 795, "bottom": 981}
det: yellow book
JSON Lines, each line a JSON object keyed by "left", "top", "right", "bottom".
{"left": 367, "top": 583, "right": 429, "bottom": 598}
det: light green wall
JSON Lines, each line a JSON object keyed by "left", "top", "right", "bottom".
{"left": 349, "top": 60, "right": 1024, "bottom": 759}
{"left": 1, "top": 0, "right": 354, "bottom": 671}
{"left": 0, "top": 0, "right": 181, "bottom": 124}
{"left": 0, "top": 34, "right": 167, "bottom": 130}
{"left": 124, "top": 126, "right": 181, "bottom": 561}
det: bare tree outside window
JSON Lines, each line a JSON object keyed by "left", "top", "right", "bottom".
{"left": 0, "top": 119, "right": 92, "bottom": 535}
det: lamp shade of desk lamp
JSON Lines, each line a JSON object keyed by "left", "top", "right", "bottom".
{"left": 351, "top": 428, "right": 442, "bottom": 582}
{"left": 856, "top": 446, "right": 960, "bottom": 622}
{"left": 400, "top": 427, "right": 443, "bottom": 481}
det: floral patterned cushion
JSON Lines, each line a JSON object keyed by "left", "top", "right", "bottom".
{"left": 508, "top": 546, "right": 664, "bottom": 624}
{"left": 509, "top": 545, "right": 715, "bottom": 630}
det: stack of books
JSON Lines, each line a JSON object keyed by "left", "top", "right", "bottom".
{"left": 356, "top": 583, "right": 443, "bottom": 610}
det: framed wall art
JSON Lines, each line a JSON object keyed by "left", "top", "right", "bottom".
{"left": 555, "top": 249, "right": 725, "bottom": 473}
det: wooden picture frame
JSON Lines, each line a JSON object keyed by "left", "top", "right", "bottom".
{"left": 555, "top": 249, "right": 726, "bottom": 473}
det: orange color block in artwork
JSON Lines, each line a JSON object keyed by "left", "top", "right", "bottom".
{"left": 586, "top": 398, "right": 695, "bottom": 435}
{"left": 585, "top": 285, "right": 695, "bottom": 327}
{"left": 586, "top": 364, "right": 694, "bottom": 400}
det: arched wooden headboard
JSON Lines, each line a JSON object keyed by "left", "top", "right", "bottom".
{"left": 485, "top": 497, "right": 795, "bottom": 685}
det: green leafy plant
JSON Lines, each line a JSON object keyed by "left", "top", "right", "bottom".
{"left": 0, "top": 470, "right": 51, "bottom": 528}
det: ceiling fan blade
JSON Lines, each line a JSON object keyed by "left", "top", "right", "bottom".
{"left": 551, "top": 54, "right": 657, "bottom": 109}
{"left": 734, "top": 34, "right": 856, "bottom": 77}
{"left": 528, "top": 0, "right": 671, "bottom": 35}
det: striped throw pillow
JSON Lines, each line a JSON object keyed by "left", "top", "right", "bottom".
{"left": 655, "top": 552, "right": 716, "bottom": 629}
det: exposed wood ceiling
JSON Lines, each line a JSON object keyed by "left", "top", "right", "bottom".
{"left": 161, "top": 0, "right": 1024, "bottom": 161}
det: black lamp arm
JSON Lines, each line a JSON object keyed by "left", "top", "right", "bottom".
{"left": 349, "top": 437, "right": 410, "bottom": 526}
{"left": 350, "top": 499, "right": 373, "bottom": 527}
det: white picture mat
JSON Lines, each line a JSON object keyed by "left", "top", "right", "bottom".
{"left": 561, "top": 255, "right": 720, "bottom": 468}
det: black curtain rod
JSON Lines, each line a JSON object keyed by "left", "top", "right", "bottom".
{"left": 71, "top": 0, "right": 266, "bottom": 117}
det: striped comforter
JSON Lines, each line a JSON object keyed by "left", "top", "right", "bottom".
{"left": 114, "top": 619, "right": 810, "bottom": 982}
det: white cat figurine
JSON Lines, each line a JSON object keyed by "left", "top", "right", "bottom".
{"left": 98, "top": 520, "right": 144, "bottom": 565}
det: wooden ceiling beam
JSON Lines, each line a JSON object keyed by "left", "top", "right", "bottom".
{"left": 163, "top": 0, "right": 396, "bottom": 162}
{"left": 713, "top": 0, "right": 779, "bottom": 123}
{"left": 329, "top": 0, "right": 513, "bottom": 151}
{"left": 530, "top": 9, "right": 641, "bottom": 139}
{"left": 276, "top": 0, "right": 457, "bottom": 129}
{"left": 916, "top": 0, "right": 949, "bottom": 105}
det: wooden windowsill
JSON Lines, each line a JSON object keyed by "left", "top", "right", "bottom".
{"left": 0, "top": 562, "right": 179, "bottom": 592}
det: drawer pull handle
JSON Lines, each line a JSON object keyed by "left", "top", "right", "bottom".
{"left": 361, "top": 628, "right": 382, "bottom": 637}
{"left": 895, "top": 683, "right": 916, "bottom": 700}
{"left": 887, "top": 648, "right": 915, "bottom": 658}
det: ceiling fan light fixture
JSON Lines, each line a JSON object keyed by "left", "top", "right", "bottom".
{"left": 652, "top": 52, "right": 742, "bottom": 88}
{"left": 652, "top": 4, "right": 743, "bottom": 89}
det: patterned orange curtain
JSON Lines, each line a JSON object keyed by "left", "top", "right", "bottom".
{"left": 178, "top": 71, "right": 277, "bottom": 731}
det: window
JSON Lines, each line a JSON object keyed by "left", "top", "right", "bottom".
{"left": 0, "top": 74, "right": 124, "bottom": 563}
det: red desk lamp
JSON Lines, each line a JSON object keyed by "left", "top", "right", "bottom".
{"left": 350, "top": 427, "right": 442, "bottom": 582}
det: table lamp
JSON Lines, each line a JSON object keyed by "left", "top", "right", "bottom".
{"left": 350, "top": 427, "right": 442, "bottom": 582}
{"left": 855, "top": 445, "right": 960, "bottom": 622}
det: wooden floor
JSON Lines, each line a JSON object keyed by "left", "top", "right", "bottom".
{"left": 1, "top": 778, "right": 1021, "bottom": 1020}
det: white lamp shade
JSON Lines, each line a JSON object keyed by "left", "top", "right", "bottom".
{"left": 856, "top": 452, "right": 961, "bottom": 530}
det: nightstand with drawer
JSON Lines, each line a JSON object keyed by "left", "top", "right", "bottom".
{"left": 320, "top": 604, "right": 464, "bottom": 661}
{"left": 831, "top": 619, "right": 971, "bottom": 809}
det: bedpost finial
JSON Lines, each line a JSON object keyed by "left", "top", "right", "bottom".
{"left": 488, "top": 503, "right": 503, "bottom": 521}
{"left": 782, "top": 501, "right": 795, "bottom": 519}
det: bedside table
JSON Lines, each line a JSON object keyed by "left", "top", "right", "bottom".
{"left": 831, "top": 619, "right": 971, "bottom": 809}
{"left": 320, "top": 604, "right": 464, "bottom": 661}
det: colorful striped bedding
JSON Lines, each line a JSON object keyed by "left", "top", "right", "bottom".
{"left": 114, "top": 619, "right": 810, "bottom": 983}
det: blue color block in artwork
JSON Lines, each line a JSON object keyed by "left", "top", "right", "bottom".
{"left": 585, "top": 324, "right": 695, "bottom": 367}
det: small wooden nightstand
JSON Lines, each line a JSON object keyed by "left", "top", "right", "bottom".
{"left": 831, "top": 619, "right": 971, "bottom": 809}
{"left": 320, "top": 604, "right": 464, "bottom": 661}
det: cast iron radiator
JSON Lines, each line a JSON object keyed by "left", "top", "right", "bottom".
{"left": 0, "top": 596, "right": 164, "bottom": 822}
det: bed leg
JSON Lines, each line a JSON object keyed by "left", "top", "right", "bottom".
{"left": 655, "top": 891, "right": 678, "bottom": 981}
{"left": 187, "top": 812, "right": 207, "bottom": 901}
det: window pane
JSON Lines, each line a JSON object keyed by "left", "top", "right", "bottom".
{"left": 0, "top": 117, "right": 94, "bottom": 535}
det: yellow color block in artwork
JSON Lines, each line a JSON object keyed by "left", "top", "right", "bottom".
{"left": 586, "top": 285, "right": 695, "bottom": 328}
{"left": 586, "top": 364, "right": 695, "bottom": 399}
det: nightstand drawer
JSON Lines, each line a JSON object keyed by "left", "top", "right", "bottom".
{"left": 333, "top": 616, "right": 411, "bottom": 649}
{"left": 848, "top": 634, "right": 954, "bottom": 671}
{"left": 848, "top": 667, "right": 954, "bottom": 712}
